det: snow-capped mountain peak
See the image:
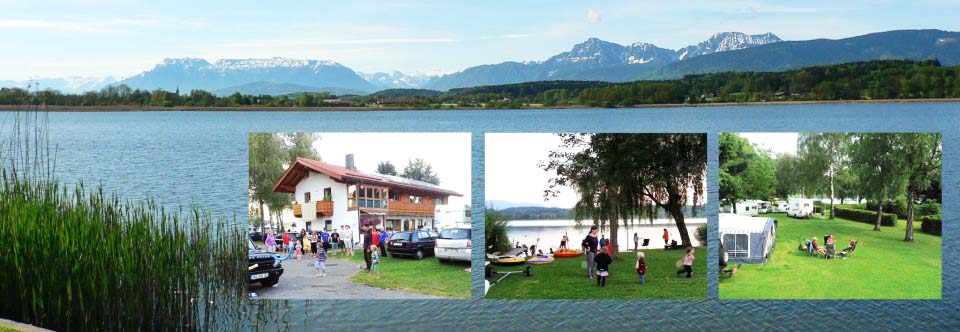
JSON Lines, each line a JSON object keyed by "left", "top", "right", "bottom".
{"left": 678, "top": 32, "right": 782, "bottom": 60}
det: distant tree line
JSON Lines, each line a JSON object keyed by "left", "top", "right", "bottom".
{"left": 439, "top": 59, "right": 960, "bottom": 107}
{"left": 3, "top": 59, "right": 959, "bottom": 108}
{"left": 0, "top": 85, "right": 348, "bottom": 107}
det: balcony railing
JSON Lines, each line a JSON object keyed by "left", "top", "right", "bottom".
{"left": 292, "top": 200, "right": 335, "bottom": 218}
{"left": 316, "top": 200, "right": 334, "bottom": 216}
{"left": 387, "top": 200, "right": 435, "bottom": 216}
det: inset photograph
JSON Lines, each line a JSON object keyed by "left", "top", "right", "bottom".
{"left": 484, "top": 133, "right": 707, "bottom": 299}
{"left": 719, "top": 133, "right": 942, "bottom": 299}
{"left": 247, "top": 132, "right": 471, "bottom": 299}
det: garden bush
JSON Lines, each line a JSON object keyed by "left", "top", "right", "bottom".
{"left": 696, "top": 224, "right": 707, "bottom": 244}
{"left": 834, "top": 206, "right": 897, "bottom": 226}
{"left": 917, "top": 202, "right": 942, "bottom": 217}
{"left": 920, "top": 215, "right": 942, "bottom": 236}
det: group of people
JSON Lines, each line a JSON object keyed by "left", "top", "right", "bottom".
{"left": 804, "top": 234, "right": 857, "bottom": 258}
{"left": 577, "top": 225, "right": 695, "bottom": 287}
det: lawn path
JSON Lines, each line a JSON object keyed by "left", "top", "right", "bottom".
{"left": 250, "top": 256, "right": 441, "bottom": 299}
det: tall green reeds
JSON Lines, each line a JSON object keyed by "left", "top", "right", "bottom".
{"left": 0, "top": 88, "right": 248, "bottom": 331}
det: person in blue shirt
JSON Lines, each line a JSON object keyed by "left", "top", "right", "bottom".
{"left": 320, "top": 229, "right": 331, "bottom": 251}
{"left": 378, "top": 228, "right": 389, "bottom": 256}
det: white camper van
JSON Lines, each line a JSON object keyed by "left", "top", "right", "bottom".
{"left": 787, "top": 198, "right": 814, "bottom": 218}
{"left": 723, "top": 200, "right": 759, "bottom": 216}
{"left": 758, "top": 201, "right": 771, "bottom": 214}
{"left": 774, "top": 200, "right": 789, "bottom": 213}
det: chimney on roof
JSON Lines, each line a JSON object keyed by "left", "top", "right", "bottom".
{"left": 345, "top": 154, "right": 356, "bottom": 170}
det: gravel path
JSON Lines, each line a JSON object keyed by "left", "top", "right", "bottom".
{"left": 249, "top": 257, "right": 441, "bottom": 299}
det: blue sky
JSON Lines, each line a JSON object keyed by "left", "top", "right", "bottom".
{"left": 2, "top": 0, "right": 959, "bottom": 80}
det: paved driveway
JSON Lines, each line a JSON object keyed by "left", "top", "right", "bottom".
{"left": 249, "top": 257, "right": 441, "bottom": 299}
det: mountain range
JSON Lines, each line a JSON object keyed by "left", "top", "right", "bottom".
{"left": 3, "top": 29, "right": 958, "bottom": 95}
{"left": 119, "top": 57, "right": 378, "bottom": 94}
{"left": 424, "top": 32, "right": 783, "bottom": 90}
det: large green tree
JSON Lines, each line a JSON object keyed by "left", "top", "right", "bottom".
{"left": 720, "top": 133, "right": 752, "bottom": 211}
{"left": 249, "top": 133, "right": 321, "bottom": 230}
{"left": 849, "top": 134, "right": 906, "bottom": 231}
{"left": 401, "top": 158, "right": 440, "bottom": 185}
{"left": 543, "top": 134, "right": 706, "bottom": 254}
{"left": 720, "top": 133, "right": 776, "bottom": 210}
{"left": 248, "top": 133, "right": 287, "bottom": 230}
{"left": 377, "top": 161, "right": 398, "bottom": 176}
{"left": 899, "top": 133, "right": 941, "bottom": 241}
{"left": 798, "top": 133, "right": 852, "bottom": 219}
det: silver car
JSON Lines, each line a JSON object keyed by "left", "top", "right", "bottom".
{"left": 434, "top": 227, "right": 471, "bottom": 262}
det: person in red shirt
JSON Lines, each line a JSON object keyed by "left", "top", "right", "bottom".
{"left": 662, "top": 229, "right": 670, "bottom": 247}
{"left": 371, "top": 227, "right": 381, "bottom": 247}
{"left": 282, "top": 231, "right": 291, "bottom": 252}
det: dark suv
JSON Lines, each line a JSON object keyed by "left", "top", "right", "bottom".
{"left": 387, "top": 230, "right": 439, "bottom": 260}
{"left": 248, "top": 238, "right": 284, "bottom": 287}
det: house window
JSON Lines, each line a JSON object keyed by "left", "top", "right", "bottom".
{"left": 358, "top": 185, "right": 387, "bottom": 209}
{"left": 304, "top": 192, "right": 312, "bottom": 203}
{"left": 323, "top": 187, "right": 332, "bottom": 201}
{"left": 409, "top": 195, "right": 422, "bottom": 204}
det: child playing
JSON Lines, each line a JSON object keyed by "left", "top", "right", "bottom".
{"left": 370, "top": 245, "right": 381, "bottom": 279}
{"left": 595, "top": 244, "right": 613, "bottom": 287}
{"left": 676, "top": 246, "right": 694, "bottom": 278}
{"left": 636, "top": 251, "right": 647, "bottom": 285}
{"left": 294, "top": 242, "right": 302, "bottom": 260}
{"left": 314, "top": 245, "right": 327, "bottom": 277}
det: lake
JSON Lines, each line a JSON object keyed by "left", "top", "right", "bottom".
{"left": 506, "top": 218, "right": 707, "bottom": 251}
{"left": 1, "top": 102, "right": 957, "bottom": 330}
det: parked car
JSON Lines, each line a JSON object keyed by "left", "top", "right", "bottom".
{"left": 248, "top": 238, "right": 283, "bottom": 287}
{"left": 434, "top": 227, "right": 471, "bottom": 262}
{"left": 248, "top": 230, "right": 264, "bottom": 242}
{"left": 387, "top": 230, "right": 438, "bottom": 260}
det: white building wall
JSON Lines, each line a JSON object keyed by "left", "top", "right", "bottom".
{"left": 291, "top": 171, "right": 358, "bottom": 233}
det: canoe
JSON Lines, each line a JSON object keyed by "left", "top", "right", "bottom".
{"left": 553, "top": 249, "right": 582, "bottom": 258}
{"left": 527, "top": 256, "right": 554, "bottom": 265}
{"left": 491, "top": 256, "right": 526, "bottom": 266}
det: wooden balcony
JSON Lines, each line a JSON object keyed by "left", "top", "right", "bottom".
{"left": 292, "top": 201, "right": 335, "bottom": 218}
{"left": 387, "top": 200, "right": 435, "bottom": 216}
{"left": 316, "top": 200, "right": 334, "bottom": 216}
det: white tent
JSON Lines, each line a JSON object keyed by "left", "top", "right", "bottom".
{"left": 719, "top": 213, "right": 778, "bottom": 264}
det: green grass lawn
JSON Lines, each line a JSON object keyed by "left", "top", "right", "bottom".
{"left": 340, "top": 250, "right": 470, "bottom": 299}
{"left": 485, "top": 247, "right": 707, "bottom": 299}
{"left": 720, "top": 213, "right": 942, "bottom": 299}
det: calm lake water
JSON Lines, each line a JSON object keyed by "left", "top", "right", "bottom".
{"left": 1, "top": 103, "right": 957, "bottom": 330}
{"left": 507, "top": 218, "right": 707, "bottom": 251}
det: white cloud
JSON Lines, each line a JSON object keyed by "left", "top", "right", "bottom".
{"left": 479, "top": 33, "right": 533, "bottom": 40}
{"left": 0, "top": 17, "right": 203, "bottom": 33}
{"left": 219, "top": 37, "right": 458, "bottom": 48}
{"left": 587, "top": 8, "right": 602, "bottom": 24}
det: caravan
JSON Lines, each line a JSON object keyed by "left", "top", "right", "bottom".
{"left": 773, "top": 200, "right": 789, "bottom": 213}
{"left": 787, "top": 198, "right": 814, "bottom": 218}
{"left": 757, "top": 201, "right": 771, "bottom": 214}
{"left": 719, "top": 213, "right": 778, "bottom": 264}
{"left": 726, "top": 200, "right": 759, "bottom": 216}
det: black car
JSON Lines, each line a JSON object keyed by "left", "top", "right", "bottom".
{"left": 386, "top": 230, "right": 439, "bottom": 260}
{"left": 248, "top": 238, "right": 283, "bottom": 287}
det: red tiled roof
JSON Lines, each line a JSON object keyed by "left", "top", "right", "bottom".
{"left": 273, "top": 157, "right": 462, "bottom": 197}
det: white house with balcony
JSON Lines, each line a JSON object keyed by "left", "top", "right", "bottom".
{"left": 272, "top": 154, "right": 463, "bottom": 234}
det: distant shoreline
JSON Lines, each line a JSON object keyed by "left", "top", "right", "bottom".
{"left": 2, "top": 98, "right": 959, "bottom": 112}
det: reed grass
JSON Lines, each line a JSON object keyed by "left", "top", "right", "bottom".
{"left": 0, "top": 92, "right": 249, "bottom": 331}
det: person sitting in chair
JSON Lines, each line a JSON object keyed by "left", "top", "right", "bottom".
{"left": 811, "top": 237, "right": 824, "bottom": 255}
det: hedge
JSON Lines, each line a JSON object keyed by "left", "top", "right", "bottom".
{"left": 866, "top": 200, "right": 940, "bottom": 220}
{"left": 920, "top": 215, "right": 942, "bottom": 236}
{"left": 834, "top": 206, "right": 898, "bottom": 226}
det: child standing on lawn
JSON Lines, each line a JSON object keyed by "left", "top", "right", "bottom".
{"left": 595, "top": 244, "right": 613, "bottom": 287}
{"left": 314, "top": 245, "right": 327, "bottom": 277}
{"left": 370, "top": 245, "right": 381, "bottom": 279}
{"left": 636, "top": 251, "right": 647, "bottom": 284}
